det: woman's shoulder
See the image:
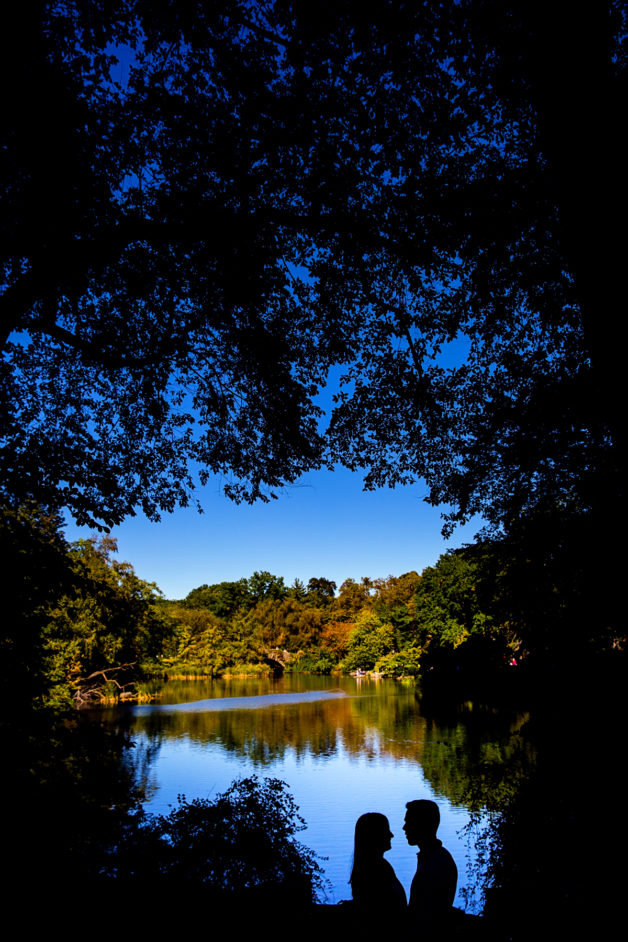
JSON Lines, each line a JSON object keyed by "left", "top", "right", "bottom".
{"left": 353, "top": 858, "right": 407, "bottom": 908}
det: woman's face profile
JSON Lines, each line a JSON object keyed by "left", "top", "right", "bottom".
{"left": 384, "top": 826, "right": 393, "bottom": 852}
{"left": 375, "top": 818, "right": 393, "bottom": 853}
{"left": 356, "top": 812, "right": 394, "bottom": 855}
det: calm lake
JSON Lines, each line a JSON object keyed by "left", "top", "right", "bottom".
{"left": 110, "top": 673, "right": 533, "bottom": 908}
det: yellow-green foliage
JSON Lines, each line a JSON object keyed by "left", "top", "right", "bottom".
{"left": 344, "top": 610, "right": 396, "bottom": 671}
{"left": 159, "top": 602, "right": 264, "bottom": 676}
{"left": 43, "top": 536, "right": 168, "bottom": 706}
{"left": 5, "top": 503, "right": 518, "bottom": 709}
{"left": 244, "top": 598, "right": 323, "bottom": 652}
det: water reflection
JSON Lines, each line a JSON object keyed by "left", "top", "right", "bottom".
{"left": 112, "top": 675, "right": 534, "bottom": 906}
{"left": 132, "top": 687, "right": 349, "bottom": 713}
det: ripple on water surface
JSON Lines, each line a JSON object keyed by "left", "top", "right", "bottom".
{"left": 131, "top": 688, "right": 349, "bottom": 714}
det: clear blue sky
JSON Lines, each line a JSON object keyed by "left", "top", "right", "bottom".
{"left": 65, "top": 466, "right": 481, "bottom": 600}
{"left": 65, "top": 344, "right": 480, "bottom": 599}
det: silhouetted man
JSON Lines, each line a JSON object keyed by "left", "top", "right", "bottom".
{"left": 403, "top": 799, "right": 457, "bottom": 937}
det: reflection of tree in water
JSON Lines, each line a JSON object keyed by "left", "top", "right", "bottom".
{"left": 121, "top": 676, "right": 538, "bottom": 913}
{"left": 408, "top": 689, "right": 537, "bottom": 916}
{"left": 132, "top": 699, "right": 349, "bottom": 764}
{"left": 128, "top": 681, "right": 535, "bottom": 814}
{"left": 118, "top": 721, "right": 164, "bottom": 803}
{"left": 147, "top": 673, "right": 335, "bottom": 705}
{"left": 44, "top": 679, "right": 539, "bottom": 915}
{"left": 417, "top": 699, "right": 536, "bottom": 812}
{"left": 8, "top": 710, "right": 146, "bottom": 889}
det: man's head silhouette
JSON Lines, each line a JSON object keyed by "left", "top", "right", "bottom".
{"left": 404, "top": 798, "right": 458, "bottom": 930}
{"left": 403, "top": 799, "right": 440, "bottom": 848}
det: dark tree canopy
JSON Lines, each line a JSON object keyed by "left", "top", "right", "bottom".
{"left": 1, "top": 1, "right": 623, "bottom": 530}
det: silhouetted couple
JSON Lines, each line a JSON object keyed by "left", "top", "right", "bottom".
{"left": 350, "top": 799, "right": 457, "bottom": 936}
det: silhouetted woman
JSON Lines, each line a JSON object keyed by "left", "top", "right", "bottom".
{"left": 349, "top": 812, "right": 407, "bottom": 914}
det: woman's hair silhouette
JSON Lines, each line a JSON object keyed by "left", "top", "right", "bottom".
{"left": 351, "top": 812, "right": 392, "bottom": 881}
{"left": 350, "top": 812, "right": 406, "bottom": 911}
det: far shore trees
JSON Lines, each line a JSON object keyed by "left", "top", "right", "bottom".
{"left": 2, "top": 501, "right": 527, "bottom": 705}
{"left": 3, "top": 6, "right": 624, "bottom": 927}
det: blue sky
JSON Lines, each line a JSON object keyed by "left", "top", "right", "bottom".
{"left": 65, "top": 466, "right": 481, "bottom": 599}
{"left": 64, "top": 342, "right": 480, "bottom": 599}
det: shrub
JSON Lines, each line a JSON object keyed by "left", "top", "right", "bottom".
{"left": 115, "top": 776, "right": 327, "bottom": 901}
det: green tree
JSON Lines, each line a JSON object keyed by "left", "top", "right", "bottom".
{"left": 160, "top": 605, "right": 227, "bottom": 675}
{"left": 247, "top": 571, "right": 288, "bottom": 604}
{"left": 412, "top": 551, "right": 513, "bottom": 674}
{"left": 373, "top": 572, "right": 421, "bottom": 610}
{"left": 305, "top": 577, "right": 337, "bottom": 608}
{"left": 287, "top": 578, "right": 308, "bottom": 603}
{"left": 372, "top": 572, "right": 421, "bottom": 647}
{"left": 245, "top": 597, "right": 322, "bottom": 653}
{"left": 43, "top": 535, "right": 169, "bottom": 705}
{"left": 332, "top": 578, "right": 373, "bottom": 621}
{"left": 344, "top": 610, "right": 396, "bottom": 672}
{"left": 469, "top": 509, "right": 625, "bottom": 667}
{"left": 185, "top": 579, "right": 253, "bottom": 618}
{"left": 1, "top": 502, "right": 73, "bottom": 709}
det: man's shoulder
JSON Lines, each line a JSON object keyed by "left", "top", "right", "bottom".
{"left": 438, "top": 845, "right": 456, "bottom": 863}
{"left": 419, "top": 843, "right": 457, "bottom": 877}
{"left": 436, "top": 845, "right": 457, "bottom": 870}
{"left": 410, "top": 842, "right": 458, "bottom": 914}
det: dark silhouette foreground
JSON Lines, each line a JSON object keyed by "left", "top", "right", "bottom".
{"left": 404, "top": 799, "right": 459, "bottom": 938}
{"left": 350, "top": 812, "right": 407, "bottom": 915}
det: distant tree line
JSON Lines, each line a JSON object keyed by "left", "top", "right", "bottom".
{"left": 0, "top": 504, "right": 501, "bottom": 707}
{"left": 163, "top": 551, "right": 523, "bottom": 681}
{"left": 11, "top": 501, "right": 623, "bottom": 711}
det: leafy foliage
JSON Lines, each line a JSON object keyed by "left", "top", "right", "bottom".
{"left": 116, "top": 776, "right": 326, "bottom": 900}
{"left": 469, "top": 507, "right": 625, "bottom": 666}
{"left": 2, "top": 2, "right": 621, "bottom": 538}
{"left": 319, "top": 620, "right": 353, "bottom": 660}
{"left": 157, "top": 557, "right": 519, "bottom": 680}
{"left": 344, "top": 611, "right": 396, "bottom": 672}
{"left": 413, "top": 551, "right": 514, "bottom": 673}
{"left": 1, "top": 503, "right": 170, "bottom": 707}
{"left": 1, "top": 502, "right": 74, "bottom": 709}
{"left": 184, "top": 578, "right": 253, "bottom": 618}
{"left": 159, "top": 602, "right": 264, "bottom": 677}
{"left": 246, "top": 597, "right": 323, "bottom": 652}
{"left": 6, "top": 502, "right": 619, "bottom": 705}
{"left": 15, "top": 494, "right": 611, "bottom": 710}
{"left": 43, "top": 536, "right": 166, "bottom": 699}
{"left": 42, "top": 535, "right": 169, "bottom": 705}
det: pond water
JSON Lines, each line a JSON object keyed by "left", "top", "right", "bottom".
{"left": 113, "top": 673, "right": 533, "bottom": 908}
